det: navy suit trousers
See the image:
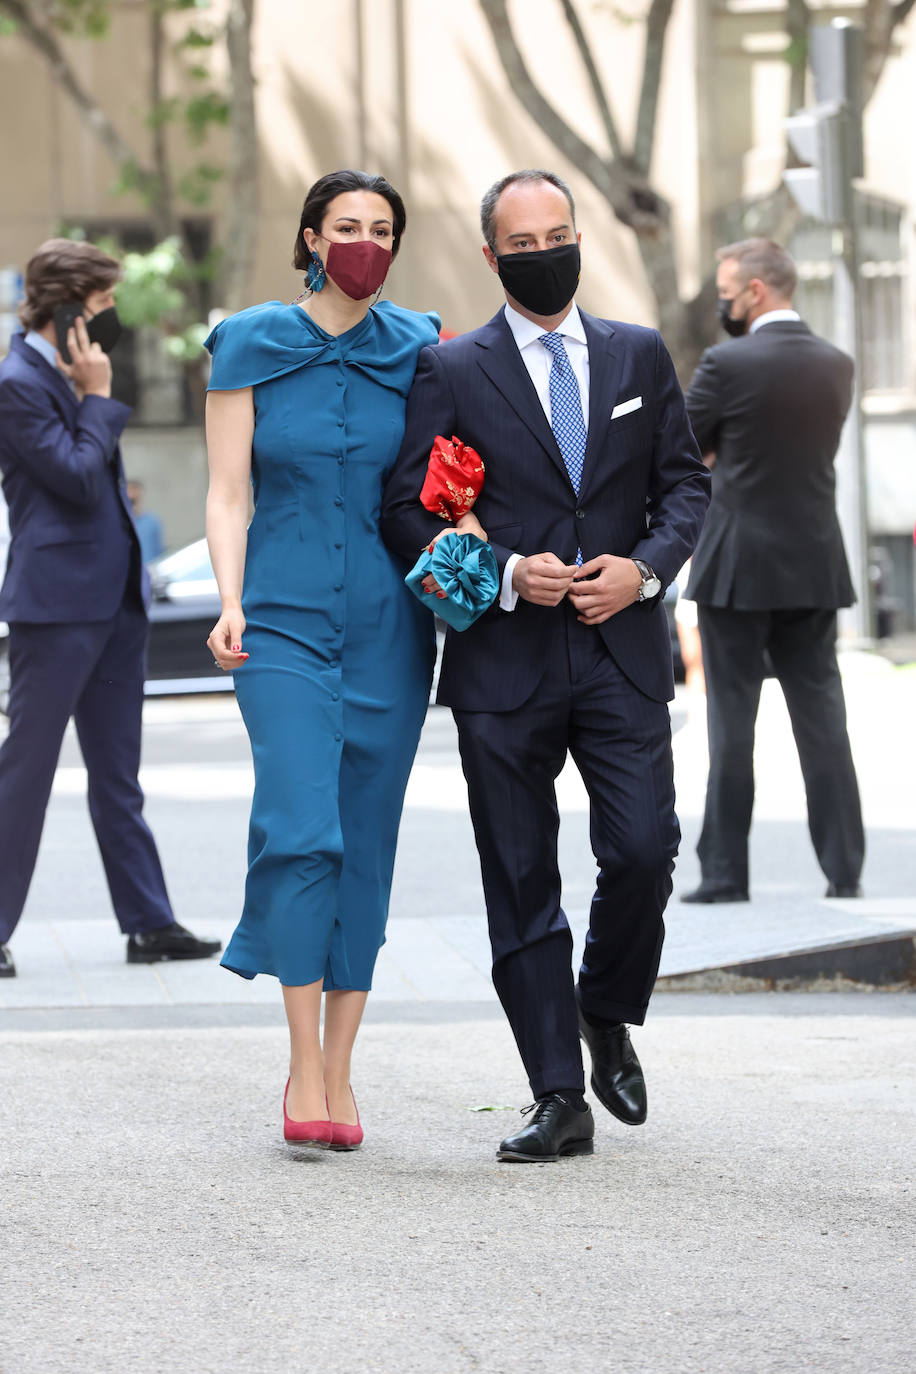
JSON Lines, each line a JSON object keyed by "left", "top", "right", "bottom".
{"left": 453, "top": 605, "right": 679, "bottom": 1098}
{"left": 0, "top": 592, "right": 175, "bottom": 944}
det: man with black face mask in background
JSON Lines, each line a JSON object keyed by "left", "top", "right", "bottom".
{"left": 0, "top": 238, "right": 220, "bottom": 977}
{"left": 681, "top": 237, "right": 865, "bottom": 906}
{"left": 383, "top": 171, "right": 709, "bottom": 1162}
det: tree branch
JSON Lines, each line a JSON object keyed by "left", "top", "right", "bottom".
{"left": 478, "top": 0, "right": 665, "bottom": 230}
{"left": 785, "top": 0, "right": 810, "bottom": 115}
{"left": 633, "top": 0, "right": 675, "bottom": 176}
{"left": 557, "top": 0, "right": 623, "bottom": 160}
{"left": 0, "top": 0, "right": 153, "bottom": 187}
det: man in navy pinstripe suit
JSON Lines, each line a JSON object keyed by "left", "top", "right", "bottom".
{"left": 382, "top": 172, "right": 710, "bottom": 1161}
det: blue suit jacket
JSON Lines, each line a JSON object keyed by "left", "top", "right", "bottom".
{"left": 381, "top": 307, "right": 711, "bottom": 708}
{"left": 0, "top": 333, "right": 144, "bottom": 623}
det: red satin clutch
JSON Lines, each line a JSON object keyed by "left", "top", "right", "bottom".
{"left": 420, "top": 435, "right": 485, "bottom": 521}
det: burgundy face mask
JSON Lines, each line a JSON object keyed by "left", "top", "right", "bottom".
{"left": 323, "top": 238, "right": 392, "bottom": 300}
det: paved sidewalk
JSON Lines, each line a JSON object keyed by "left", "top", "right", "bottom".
{"left": 0, "top": 996, "right": 913, "bottom": 1374}
{"left": 1, "top": 653, "right": 913, "bottom": 1373}
{"left": 1, "top": 650, "right": 913, "bottom": 1009}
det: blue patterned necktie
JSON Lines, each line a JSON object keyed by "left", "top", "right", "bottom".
{"left": 540, "top": 330, "right": 586, "bottom": 564}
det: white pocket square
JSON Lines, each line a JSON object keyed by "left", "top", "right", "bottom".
{"left": 611, "top": 396, "right": 642, "bottom": 419}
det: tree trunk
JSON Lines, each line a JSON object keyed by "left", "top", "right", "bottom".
{"left": 220, "top": 0, "right": 259, "bottom": 315}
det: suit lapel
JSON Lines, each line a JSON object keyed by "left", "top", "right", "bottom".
{"left": 473, "top": 311, "right": 570, "bottom": 486}
{"left": 579, "top": 312, "right": 623, "bottom": 499}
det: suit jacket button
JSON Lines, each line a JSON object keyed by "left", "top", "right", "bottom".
{"left": 575, "top": 508, "right": 585, "bottom": 520}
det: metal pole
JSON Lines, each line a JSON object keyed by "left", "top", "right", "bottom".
{"left": 832, "top": 220, "right": 872, "bottom": 642}
{"left": 811, "top": 20, "right": 872, "bottom": 643}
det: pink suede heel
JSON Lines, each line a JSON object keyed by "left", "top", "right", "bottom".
{"left": 283, "top": 1078, "right": 333, "bottom": 1146}
{"left": 328, "top": 1088, "right": 364, "bottom": 1151}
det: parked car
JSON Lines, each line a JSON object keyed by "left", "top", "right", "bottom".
{"left": 0, "top": 540, "right": 685, "bottom": 713}
{"left": 145, "top": 538, "right": 229, "bottom": 695}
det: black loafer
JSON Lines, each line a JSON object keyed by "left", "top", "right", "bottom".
{"left": 825, "top": 882, "right": 863, "bottom": 898}
{"left": 681, "top": 884, "right": 749, "bottom": 904}
{"left": 127, "top": 922, "right": 222, "bottom": 964}
{"left": 0, "top": 944, "right": 16, "bottom": 978}
{"left": 576, "top": 992, "right": 647, "bottom": 1126}
{"left": 497, "top": 1094, "right": 595, "bottom": 1163}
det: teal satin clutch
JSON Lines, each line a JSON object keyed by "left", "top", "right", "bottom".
{"left": 405, "top": 532, "right": 500, "bottom": 631}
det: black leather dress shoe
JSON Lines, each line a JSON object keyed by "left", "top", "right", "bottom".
{"left": 0, "top": 944, "right": 16, "bottom": 978}
{"left": 576, "top": 995, "right": 647, "bottom": 1126}
{"left": 497, "top": 1094, "right": 595, "bottom": 1163}
{"left": 681, "top": 884, "right": 749, "bottom": 904}
{"left": 127, "top": 922, "right": 222, "bottom": 964}
{"left": 825, "top": 882, "right": 863, "bottom": 898}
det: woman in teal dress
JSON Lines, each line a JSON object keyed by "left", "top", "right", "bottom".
{"left": 205, "top": 171, "right": 459, "bottom": 1149}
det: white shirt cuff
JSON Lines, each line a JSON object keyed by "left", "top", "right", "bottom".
{"left": 500, "top": 554, "right": 522, "bottom": 611}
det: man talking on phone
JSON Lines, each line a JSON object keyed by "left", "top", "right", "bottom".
{"left": 0, "top": 238, "right": 220, "bottom": 977}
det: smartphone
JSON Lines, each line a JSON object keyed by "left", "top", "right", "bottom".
{"left": 52, "top": 303, "right": 85, "bottom": 365}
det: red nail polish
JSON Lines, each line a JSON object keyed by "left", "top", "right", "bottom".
{"left": 436, "top": 592, "right": 446, "bottom": 599}
{"left": 231, "top": 644, "right": 241, "bottom": 652}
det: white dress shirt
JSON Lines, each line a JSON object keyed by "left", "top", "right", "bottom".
{"left": 498, "top": 302, "right": 590, "bottom": 610}
{"left": 749, "top": 309, "right": 800, "bottom": 334}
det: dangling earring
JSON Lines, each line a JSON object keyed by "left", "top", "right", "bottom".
{"left": 307, "top": 251, "right": 326, "bottom": 294}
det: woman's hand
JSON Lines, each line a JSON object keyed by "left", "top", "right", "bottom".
{"left": 456, "top": 511, "right": 488, "bottom": 542}
{"left": 207, "top": 606, "right": 249, "bottom": 670}
{"left": 421, "top": 512, "right": 489, "bottom": 596}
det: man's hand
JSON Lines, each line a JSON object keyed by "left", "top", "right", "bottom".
{"left": 57, "top": 315, "right": 112, "bottom": 398}
{"left": 566, "top": 554, "right": 643, "bottom": 625}
{"left": 512, "top": 552, "right": 578, "bottom": 606}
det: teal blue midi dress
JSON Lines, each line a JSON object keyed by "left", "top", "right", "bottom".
{"left": 204, "top": 300, "right": 439, "bottom": 987}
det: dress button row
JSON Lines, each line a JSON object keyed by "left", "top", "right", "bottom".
{"left": 334, "top": 583, "right": 343, "bottom": 592}
{"left": 334, "top": 732, "right": 342, "bottom": 742}
{"left": 337, "top": 417, "right": 345, "bottom": 428}
{"left": 334, "top": 498, "right": 343, "bottom": 507}
{"left": 331, "top": 692, "right": 340, "bottom": 702}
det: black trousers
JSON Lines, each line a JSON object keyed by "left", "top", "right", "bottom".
{"left": 453, "top": 607, "right": 678, "bottom": 1098}
{"left": 0, "top": 593, "right": 175, "bottom": 944}
{"left": 696, "top": 605, "right": 864, "bottom": 893}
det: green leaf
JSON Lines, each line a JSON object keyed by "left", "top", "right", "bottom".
{"left": 184, "top": 91, "right": 230, "bottom": 142}
{"left": 163, "top": 321, "right": 209, "bottom": 363}
{"left": 147, "top": 97, "right": 182, "bottom": 130}
{"left": 177, "top": 162, "right": 225, "bottom": 206}
{"left": 467, "top": 1105, "right": 515, "bottom": 1112}
{"left": 175, "top": 26, "right": 215, "bottom": 50}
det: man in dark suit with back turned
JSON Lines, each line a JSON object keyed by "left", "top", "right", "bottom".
{"left": 681, "top": 237, "right": 865, "bottom": 905}
{"left": 382, "top": 171, "right": 710, "bottom": 1162}
{"left": 0, "top": 238, "right": 220, "bottom": 977}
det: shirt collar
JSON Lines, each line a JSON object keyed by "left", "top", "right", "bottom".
{"left": 24, "top": 329, "right": 61, "bottom": 370}
{"left": 749, "top": 309, "right": 801, "bottom": 334}
{"left": 504, "top": 300, "right": 586, "bottom": 351}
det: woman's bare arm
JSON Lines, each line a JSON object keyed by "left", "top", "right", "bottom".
{"left": 205, "top": 387, "right": 254, "bottom": 669}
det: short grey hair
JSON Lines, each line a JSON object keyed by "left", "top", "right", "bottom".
{"left": 480, "top": 169, "right": 576, "bottom": 251}
{"left": 716, "top": 238, "right": 797, "bottom": 298}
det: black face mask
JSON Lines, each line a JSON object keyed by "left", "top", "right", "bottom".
{"left": 86, "top": 306, "right": 123, "bottom": 354}
{"left": 717, "top": 295, "right": 748, "bottom": 338}
{"left": 495, "top": 242, "right": 580, "bottom": 317}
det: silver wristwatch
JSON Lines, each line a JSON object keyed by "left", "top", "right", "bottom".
{"left": 632, "top": 558, "right": 662, "bottom": 602}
